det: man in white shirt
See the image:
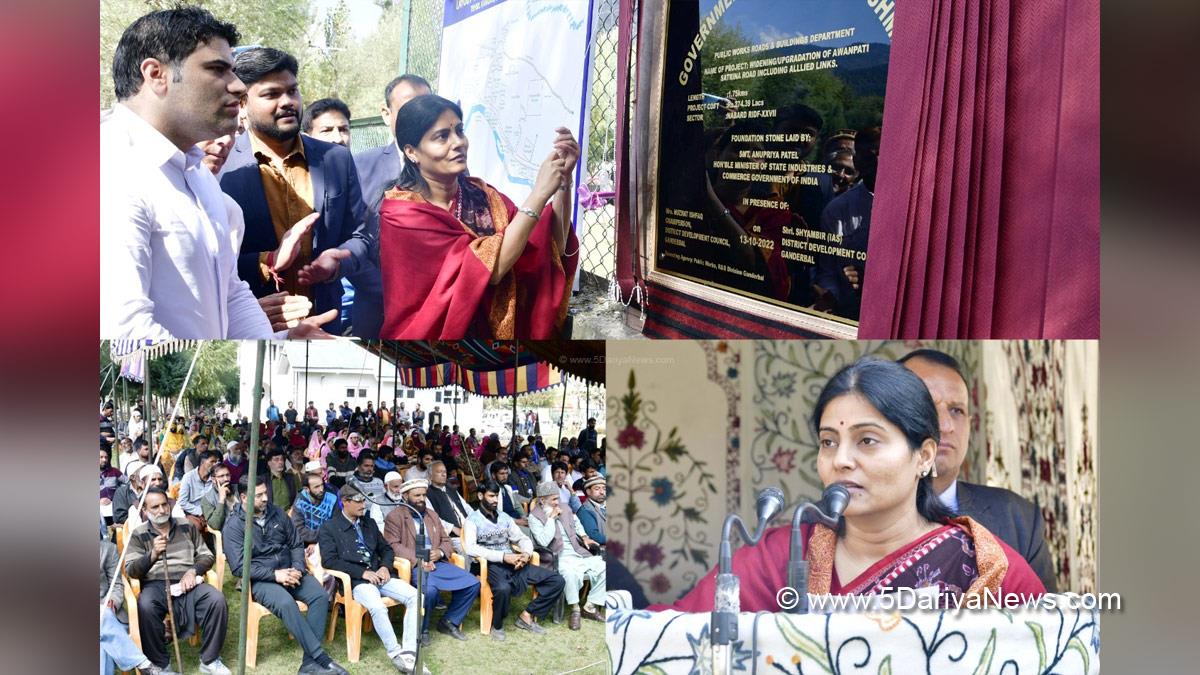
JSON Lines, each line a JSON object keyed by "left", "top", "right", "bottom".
{"left": 100, "top": 6, "right": 335, "bottom": 340}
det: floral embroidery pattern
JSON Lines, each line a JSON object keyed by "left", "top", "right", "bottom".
{"left": 607, "top": 367, "right": 720, "bottom": 602}
{"left": 607, "top": 607, "right": 1099, "bottom": 674}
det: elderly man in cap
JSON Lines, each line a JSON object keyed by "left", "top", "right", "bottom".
{"left": 127, "top": 464, "right": 169, "bottom": 529}
{"left": 528, "top": 482, "right": 605, "bottom": 630}
{"left": 113, "top": 459, "right": 146, "bottom": 526}
{"left": 576, "top": 474, "right": 607, "bottom": 545}
{"left": 384, "top": 478, "right": 480, "bottom": 645}
{"left": 318, "top": 483, "right": 426, "bottom": 673}
{"left": 222, "top": 440, "right": 247, "bottom": 485}
{"left": 369, "top": 471, "right": 408, "bottom": 531}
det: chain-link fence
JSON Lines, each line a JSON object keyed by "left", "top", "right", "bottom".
{"left": 349, "top": 117, "right": 390, "bottom": 155}
{"left": 577, "top": 0, "right": 621, "bottom": 286}
{"left": 359, "top": 0, "right": 620, "bottom": 286}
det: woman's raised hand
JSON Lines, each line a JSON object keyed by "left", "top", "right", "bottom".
{"left": 552, "top": 126, "right": 580, "bottom": 180}
{"left": 533, "top": 150, "right": 567, "bottom": 204}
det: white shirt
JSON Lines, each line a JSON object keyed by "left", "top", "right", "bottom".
{"left": 937, "top": 480, "right": 960, "bottom": 512}
{"left": 100, "top": 104, "right": 273, "bottom": 339}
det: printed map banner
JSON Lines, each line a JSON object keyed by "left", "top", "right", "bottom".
{"left": 438, "top": 0, "right": 594, "bottom": 229}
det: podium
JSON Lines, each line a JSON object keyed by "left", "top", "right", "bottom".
{"left": 605, "top": 593, "right": 1099, "bottom": 674}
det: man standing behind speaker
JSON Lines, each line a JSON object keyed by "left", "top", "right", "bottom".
{"left": 899, "top": 349, "right": 1058, "bottom": 591}
{"left": 349, "top": 74, "right": 433, "bottom": 338}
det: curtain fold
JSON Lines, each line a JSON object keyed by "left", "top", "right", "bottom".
{"left": 860, "top": 0, "right": 1098, "bottom": 338}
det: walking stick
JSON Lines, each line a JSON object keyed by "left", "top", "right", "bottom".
{"left": 162, "top": 548, "right": 186, "bottom": 675}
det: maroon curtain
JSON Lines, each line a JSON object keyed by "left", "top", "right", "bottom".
{"left": 859, "top": 0, "right": 1099, "bottom": 338}
{"left": 612, "top": 0, "right": 639, "bottom": 300}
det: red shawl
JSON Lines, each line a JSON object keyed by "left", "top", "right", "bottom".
{"left": 379, "top": 177, "right": 579, "bottom": 338}
{"left": 656, "top": 517, "right": 1046, "bottom": 613}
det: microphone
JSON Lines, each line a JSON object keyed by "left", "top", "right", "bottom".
{"left": 785, "top": 484, "right": 851, "bottom": 614}
{"left": 712, "top": 487, "right": 785, "bottom": 667}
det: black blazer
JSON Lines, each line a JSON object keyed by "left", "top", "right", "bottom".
{"left": 218, "top": 133, "right": 376, "bottom": 334}
{"left": 318, "top": 512, "right": 394, "bottom": 587}
{"left": 956, "top": 481, "right": 1058, "bottom": 592}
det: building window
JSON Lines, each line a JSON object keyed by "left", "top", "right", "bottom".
{"left": 407, "top": 390, "right": 415, "bottom": 399}
{"left": 358, "top": 388, "right": 367, "bottom": 398}
{"left": 345, "top": 388, "right": 355, "bottom": 398}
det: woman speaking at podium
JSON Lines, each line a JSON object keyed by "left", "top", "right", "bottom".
{"left": 377, "top": 95, "right": 579, "bottom": 338}
{"left": 662, "top": 358, "right": 1045, "bottom": 612}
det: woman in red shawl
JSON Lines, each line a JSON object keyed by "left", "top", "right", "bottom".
{"left": 662, "top": 358, "right": 1045, "bottom": 613}
{"left": 379, "top": 95, "right": 579, "bottom": 338}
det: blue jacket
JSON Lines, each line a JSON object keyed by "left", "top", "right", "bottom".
{"left": 218, "top": 133, "right": 376, "bottom": 335}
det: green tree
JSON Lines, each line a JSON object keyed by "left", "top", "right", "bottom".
{"left": 186, "top": 342, "right": 240, "bottom": 408}
{"left": 100, "top": 0, "right": 315, "bottom": 109}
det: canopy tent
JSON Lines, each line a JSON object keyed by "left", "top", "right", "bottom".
{"left": 360, "top": 340, "right": 605, "bottom": 397}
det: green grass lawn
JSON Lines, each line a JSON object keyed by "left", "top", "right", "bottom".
{"left": 157, "top": 574, "right": 607, "bottom": 675}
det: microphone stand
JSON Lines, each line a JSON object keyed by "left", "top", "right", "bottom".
{"left": 412, "top": 506, "right": 430, "bottom": 675}
{"left": 785, "top": 486, "right": 849, "bottom": 614}
{"left": 712, "top": 487, "right": 783, "bottom": 675}
{"left": 711, "top": 516, "right": 749, "bottom": 675}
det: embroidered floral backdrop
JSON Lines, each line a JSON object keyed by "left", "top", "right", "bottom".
{"left": 606, "top": 340, "right": 1097, "bottom": 605}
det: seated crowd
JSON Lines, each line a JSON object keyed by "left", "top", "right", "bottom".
{"left": 99, "top": 400, "right": 608, "bottom": 674}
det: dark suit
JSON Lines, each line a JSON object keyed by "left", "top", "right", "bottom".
{"left": 348, "top": 143, "right": 402, "bottom": 339}
{"left": 218, "top": 133, "right": 376, "bottom": 335}
{"left": 956, "top": 481, "right": 1058, "bottom": 592}
{"left": 222, "top": 503, "right": 331, "bottom": 663}
{"left": 318, "top": 511, "right": 394, "bottom": 588}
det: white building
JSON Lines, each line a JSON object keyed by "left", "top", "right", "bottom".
{"left": 237, "top": 341, "right": 484, "bottom": 427}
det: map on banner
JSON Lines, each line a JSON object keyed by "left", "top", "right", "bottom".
{"left": 438, "top": 0, "right": 593, "bottom": 216}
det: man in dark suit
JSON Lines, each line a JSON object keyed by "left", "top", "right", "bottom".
{"left": 349, "top": 74, "right": 432, "bottom": 338}
{"left": 900, "top": 349, "right": 1059, "bottom": 591}
{"left": 218, "top": 47, "right": 375, "bottom": 336}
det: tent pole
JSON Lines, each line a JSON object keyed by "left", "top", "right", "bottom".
{"left": 236, "top": 340, "right": 267, "bottom": 675}
{"left": 143, "top": 355, "right": 152, "bottom": 459}
{"left": 511, "top": 342, "right": 518, "bottom": 448}
{"left": 559, "top": 375, "right": 568, "bottom": 448}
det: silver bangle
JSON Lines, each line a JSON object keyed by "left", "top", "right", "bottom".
{"left": 519, "top": 207, "right": 539, "bottom": 219}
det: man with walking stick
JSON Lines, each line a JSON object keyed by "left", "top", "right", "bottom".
{"left": 125, "top": 487, "right": 231, "bottom": 674}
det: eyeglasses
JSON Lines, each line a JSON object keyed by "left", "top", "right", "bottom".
{"left": 345, "top": 495, "right": 367, "bottom": 503}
